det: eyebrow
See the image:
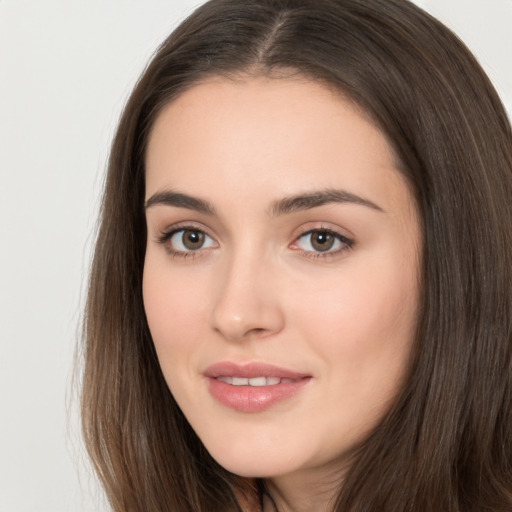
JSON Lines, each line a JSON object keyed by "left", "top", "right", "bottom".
{"left": 145, "top": 190, "right": 215, "bottom": 215}
{"left": 269, "top": 189, "right": 384, "bottom": 216}
{"left": 144, "top": 188, "right": 384, "bottom": 216}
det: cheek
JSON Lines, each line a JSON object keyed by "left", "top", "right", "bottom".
{"left": 142, "top": 258, "right": 208, "bottom": 373}
{"left": 292, "top": 254, "right": 418, "bottom": 391}
{"left": 297, "top": 261, "right": 416, "bottom": 339}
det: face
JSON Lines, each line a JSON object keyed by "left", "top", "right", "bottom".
{"left": 143, "top": 77, "right": 421, "bottom": 486}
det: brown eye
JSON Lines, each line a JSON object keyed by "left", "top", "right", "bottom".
{"left": 182, "top": 230, "right": 205, "bottom": 250}
{"left": 167, "top": 228, "right": 216, "bottom": 252}
{"left": 294, "top": 229, "right": 352, "bottom": 255}
{"left": 310, "top": 231, "right": 335, "bottom": 252}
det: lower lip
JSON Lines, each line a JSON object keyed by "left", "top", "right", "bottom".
{"left": 207, "top": 377, "right": 311, "bottom": 413}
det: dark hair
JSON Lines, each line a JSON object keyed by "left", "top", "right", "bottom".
{"left": 81, "top": 0, "right": 512, "bottom": 510}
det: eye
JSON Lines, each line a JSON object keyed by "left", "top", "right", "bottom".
{"left": 293, "top": 229, "right": 352, "bottom": 254}
{"left": 164, "top": 228, "right": 216, "bottom": 253}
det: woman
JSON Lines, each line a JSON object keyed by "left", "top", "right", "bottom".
{"left": 81, "top": 0, "right": 512, "bottom": 510}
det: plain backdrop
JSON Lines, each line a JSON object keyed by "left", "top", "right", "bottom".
{"left": 0, "top": 1, "right": 511, "bottom": 511}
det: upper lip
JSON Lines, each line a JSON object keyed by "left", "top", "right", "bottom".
{"left": 203, "top": 361, "right": 310, "bottom": 380}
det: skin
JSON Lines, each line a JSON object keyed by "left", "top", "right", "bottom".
{"left": 143, "top": 76, "right": 422, "bottom": 512}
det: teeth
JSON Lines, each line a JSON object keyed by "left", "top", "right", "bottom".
{"left": 248, "top": 377, "right": 267, "bottom": 386}
{"left": 216, "top": 376, "right": 295, "bottom": 386}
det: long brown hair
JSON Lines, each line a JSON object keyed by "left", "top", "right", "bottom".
{"left": 81, "top": 0, "right": 512, "bottom": 510}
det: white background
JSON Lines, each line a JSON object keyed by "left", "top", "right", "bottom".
{"left": 0, "top": 1, "right": 511, "bottom": 511}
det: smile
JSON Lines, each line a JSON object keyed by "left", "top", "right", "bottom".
{"left": 204, "top": 362, "right": 311, "bottom": 412}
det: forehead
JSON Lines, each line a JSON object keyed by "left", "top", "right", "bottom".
{"left": 145, "top": 76, "right": 410, "bottom": 215}
{"left": 147, "top": 75, "right": 391, "bottom": 162}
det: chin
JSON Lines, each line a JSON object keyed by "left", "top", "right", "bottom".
{"left": 202, "top": 436, "right": 307, "bottom": 478}
{"left": 214, "top": 457, "right": 292, "bottom": 479}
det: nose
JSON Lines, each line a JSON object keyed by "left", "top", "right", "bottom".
{"left": 210, "top": 251, "right": 285, "bottom": 342}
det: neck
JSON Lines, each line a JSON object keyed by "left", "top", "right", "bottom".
{"left": 261, "top": 470, "right": 340, "bottom": 512}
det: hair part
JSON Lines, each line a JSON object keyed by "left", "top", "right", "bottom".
{"left": 82, "top": 1, "right": 512, "bottom": 510}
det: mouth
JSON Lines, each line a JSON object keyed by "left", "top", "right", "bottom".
{"left": 204, "top": 362, "right": 311, "bottom": 413}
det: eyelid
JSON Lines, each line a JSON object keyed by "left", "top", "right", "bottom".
{"left": 290, "top": 222, "right": 354, "bottom": 244}
{"left": 156, "top": 221, "right": 215, "bottom": 240}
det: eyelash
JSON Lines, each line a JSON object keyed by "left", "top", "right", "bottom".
{"left": 156, "top": 225, "right": 354, "bottom": 260}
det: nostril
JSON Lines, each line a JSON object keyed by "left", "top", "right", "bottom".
{"left": 246, "top": 327, "right": 268, "bottom": 338}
